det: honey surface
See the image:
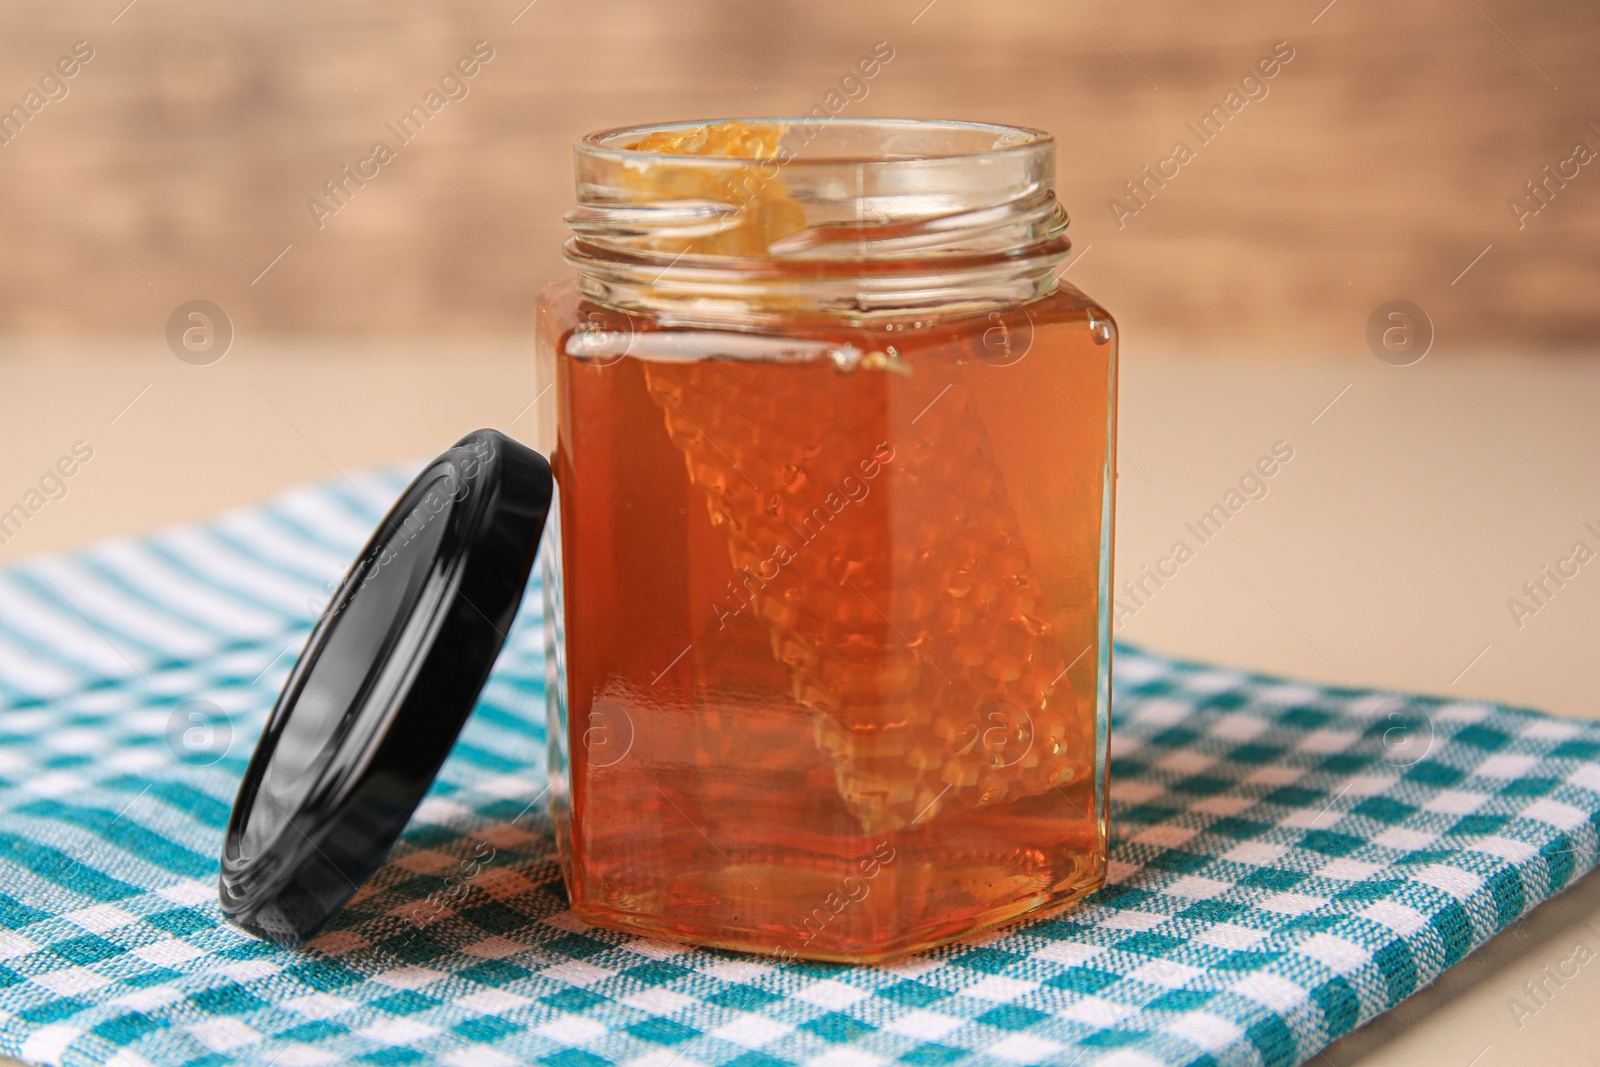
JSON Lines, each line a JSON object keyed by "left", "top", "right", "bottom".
{"left": 622, "top": 119, "right": 785, "bottom": 159}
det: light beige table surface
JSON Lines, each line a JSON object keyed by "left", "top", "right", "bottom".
{"left": 0, "top": 344, "right": 1596, "bottom": 1067}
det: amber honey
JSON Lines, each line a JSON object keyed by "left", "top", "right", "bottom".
{"left": 539, "top": 288, "right": 1112, "bottom": 960}
{"left": 536, "top": 118, "right": 1115, "bottom": 961}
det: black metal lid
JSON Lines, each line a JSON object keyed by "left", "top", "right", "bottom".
{"left": 219, "top": 429, "right": 552, "bottom": 947}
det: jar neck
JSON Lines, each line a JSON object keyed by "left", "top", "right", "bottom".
{"left": 563, "top": 119, "right": 1072, "bottom": 323}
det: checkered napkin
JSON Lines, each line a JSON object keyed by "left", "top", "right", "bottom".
{"left": 1, "top": 469, "right": 1598, "bottom": 1067}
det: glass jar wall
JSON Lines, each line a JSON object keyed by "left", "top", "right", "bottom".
{"left": 533, "top": 119, "right": 1116, "bottom": 962}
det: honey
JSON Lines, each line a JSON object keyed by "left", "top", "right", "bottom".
{"left": 536, "top": 119, "right": 1115, "bottom": 961}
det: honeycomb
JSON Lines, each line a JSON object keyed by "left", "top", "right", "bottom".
{"left": 621, "top": 121, "right": 804, "bottom": 257}
{"left": 624, "top": 122, "right": 1087, "bottom": 833}
{"left": 645, "top": 358, "right": 1085, "bottom": 834}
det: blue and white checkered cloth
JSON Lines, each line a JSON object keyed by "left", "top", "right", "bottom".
{"left": 0, "top": 468, "right": 1597, "bottom": 1067}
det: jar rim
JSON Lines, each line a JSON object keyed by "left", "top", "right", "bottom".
{"left": 566, "top": 117, "right": 1067, "bottom": 319}
{"left": 575, "top": 117, "right": 1054, "bottom": 167}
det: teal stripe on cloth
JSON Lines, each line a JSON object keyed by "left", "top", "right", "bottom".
{"left": 0, "top": 468, "right": 1596, "bottom": 1067}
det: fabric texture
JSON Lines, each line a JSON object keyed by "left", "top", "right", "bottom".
{"left": 0, "top": 468, "right": 1597, "bottom": 1067}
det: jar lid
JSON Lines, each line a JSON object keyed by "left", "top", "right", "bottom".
{"left": 219, "top": 429, "right": 553, "bottom": 946}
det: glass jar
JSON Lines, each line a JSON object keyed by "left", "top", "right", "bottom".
{"left": 533, "top": 118, "right": 1116, "bottom": 963}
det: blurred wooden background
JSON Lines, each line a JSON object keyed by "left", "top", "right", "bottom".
{"left": 0, "top": 0, "right": 1596, "bottom": 351}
